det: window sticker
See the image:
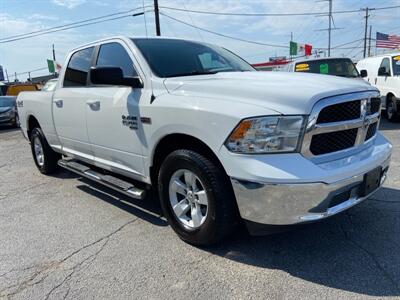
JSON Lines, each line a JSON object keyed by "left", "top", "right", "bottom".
{"left": 393, "top": 55, "right": 400, "bottom": 61}
{"left": 295, "top": 63, "right": 309, "bottom": 71}
{"left": 320, "top": 63, "right": 329, "bottom": 74}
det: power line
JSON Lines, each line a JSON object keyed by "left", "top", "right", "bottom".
{"left": 160, "top": 12, "right": 288, "bottom": 48}
{"left": 0, "top": 6, "right": 151, "bottom": 43}
{"left": 0, "top": 11, "right": 149, "bottom": 44}
{"left": 160, "top": 15, "right": 371, "bottom": 53}
{"left": 159, "top": 4, "right": 400, "bottom": 17}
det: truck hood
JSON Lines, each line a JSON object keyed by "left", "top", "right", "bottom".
{"left": 163, "top": 71, "right": 377, "bottom": 115}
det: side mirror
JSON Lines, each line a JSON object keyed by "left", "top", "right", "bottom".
{"left": 360, "top": 69, "right": 368, "bottom": 78}
{"left": 90, "top": 66, "right": 143, "bottom": 88}
{"left": 378, "top": 67, "right": 389, "bottom": 77}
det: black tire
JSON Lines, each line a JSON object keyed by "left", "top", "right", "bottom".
{"left": 158, "top": 149, "right": 238, "bottom": 246}
{"left": 14, "top": 115, "right": 20, "bottom": 128}
{"left": 386, "top": 96, "right": 399, "bottom": 122}
{"left": 30, "top": 127, "right": 61, "bottom": 174}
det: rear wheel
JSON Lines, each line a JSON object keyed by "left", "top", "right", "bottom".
{"left": 158, "top": 149, "right": 238, "bottom": 246}
{"left": 386, "top": 96, "right": 399, "bottom": 122}
{"left": 30, "top": 127, "right": 61, "bottom": 174}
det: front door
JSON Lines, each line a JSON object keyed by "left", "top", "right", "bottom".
{"left": 376, "top": 57, "right": 392, "bottom": 103}
{"left": 53, "top": 46, "right": 95, "bottom": 160}
{"left": 85, "top": 41, "right": 145, "bottom": 178}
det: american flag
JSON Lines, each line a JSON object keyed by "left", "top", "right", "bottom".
{"left": 376, "top": 32, "right": 400, "bottom": 49}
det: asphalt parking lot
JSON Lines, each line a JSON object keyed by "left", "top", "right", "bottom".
{"left": 0, "top": 120, "right": 399, "bottom": 300}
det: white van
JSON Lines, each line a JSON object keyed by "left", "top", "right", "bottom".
{"left": 357, "top": 52, "right": 400, "bottom": 121}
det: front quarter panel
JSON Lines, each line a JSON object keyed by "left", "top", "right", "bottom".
{"left": 140, "top": 93, "right": 279, "bottom": 177}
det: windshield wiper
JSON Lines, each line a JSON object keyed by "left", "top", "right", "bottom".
{"left": 337, "top": 74, "right": 358, "bottom": 78}
{"left": 169, "top": 70, "right": 217, "bottom": 77}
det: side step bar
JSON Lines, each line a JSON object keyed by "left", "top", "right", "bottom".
{"left": 58, "top": 159, "right": 145, "bottom": 200}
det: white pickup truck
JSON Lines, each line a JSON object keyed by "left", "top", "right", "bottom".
{"left": 17, "top": 36, "right": 392, "bottom": 245}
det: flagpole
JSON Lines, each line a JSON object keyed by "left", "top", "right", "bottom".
{"left": 52, "top": 44, "right": 56, "bottom": 61}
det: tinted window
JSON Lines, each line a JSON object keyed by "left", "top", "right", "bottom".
{"left": 64, "top": 47, "right": 94, "bottom": 87}
{"left": 133, "top": 38, "right": 254, "bottom": 78}
{"left": 392, "top": 55, "right": 400, "bottom": 76}
{"left": 0, "top": 96, "right": 15, "bottom": 107}
{"left": 379, "top": 58, "right": 391, "bottom": 76}
{"left": 295, "top": 58, "right": 359, "bottom": 78}
{"left": 96, "top": 42, "right": 136, "bottom": 77}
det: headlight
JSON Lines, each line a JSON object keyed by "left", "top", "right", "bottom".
{"left": 225, "top": 116, "right": 306, "bottom": 154}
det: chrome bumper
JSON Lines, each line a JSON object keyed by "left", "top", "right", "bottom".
{"left": 231, "top": 157, "right": 390, "bottom": 226}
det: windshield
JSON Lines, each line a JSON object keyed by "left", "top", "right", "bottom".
{"left": 0, "top": 97, "right": 15, "bottom": 108}
{"left": 295, "top": 58, "right": 359, "bottom": 78}
{"left": 392, "top": 55, "right": 400, "bottom": 76}
{"left": 133, "top": 38, "right": 255, "bottom": 78}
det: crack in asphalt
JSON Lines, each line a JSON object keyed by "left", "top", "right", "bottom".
{"left": 340, "top": 213, "right": 400, "bottom": 293}
{"left": 0, "top": 217, "right": 139, "bottom": 299}
{"left": 0, "top": 181, "right": 53, "bottom": 201}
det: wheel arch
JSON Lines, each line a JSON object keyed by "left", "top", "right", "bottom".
{"left": 150, "top": 133, "right": 227, "bottom": 185}
{"left": 27, "top": 115, "right": 41, "bottom": 139}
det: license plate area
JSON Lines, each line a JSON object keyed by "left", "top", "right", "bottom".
{"left": 360, "top": 167, "right": 382, "bottom": 197}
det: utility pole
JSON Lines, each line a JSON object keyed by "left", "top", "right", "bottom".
{"left": 14, "top": 72, "right": 17, "bottom": 82}
{"left": 328, "top": 0, "right": 332, "bottom": 57}
{"left": 315, "top": 0, "right": 342, "bottom": 57}
{"left": 154, "top": 0, "right": 161, "bottom": 36}
{"left": 290, "top": 32, "right": 293, "bottom": 60}
{"left": 363, "top": 7, "right": 370, "bottom": 58}
{"left": 5, "top": 69, "right": 9, "bottom": 82}
{"left": 368, "top": 25, "right": 372, "bottom": 57}
{"left": 28, "top": 72, "right": 31, "bottom": 81}
{"left": 52, "top": 44, "right": 56, "bottom": 61}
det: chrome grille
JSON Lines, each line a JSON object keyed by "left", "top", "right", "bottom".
{"left": 365, "top": 122, "right": 378, "bottom": 141}
{"left": 302, "top": 91, "right": 381, "bottom": 158}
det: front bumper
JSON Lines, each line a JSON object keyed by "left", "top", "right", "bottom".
{"left": 228, "top": 133, "right": 392, "bottom": 228}
{"left": 0, "top": 113, "right": 15, "bottom": 125}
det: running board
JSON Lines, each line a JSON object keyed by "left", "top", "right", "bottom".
{"left": 58, "top": 159, "right": 145, "bottom": 199}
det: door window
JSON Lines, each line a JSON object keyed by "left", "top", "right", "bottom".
{"left": 96, "top": 42, "right": 137, "bottom": 77}
{"left": 63, "top": 47, "right": 94, "bottom": 87}
{"left": 378, "top": 58, "right": 391, "bottom": 76}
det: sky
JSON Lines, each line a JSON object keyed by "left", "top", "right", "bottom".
{"left": 0, "top": 0, "right": 399, "bottom": 81}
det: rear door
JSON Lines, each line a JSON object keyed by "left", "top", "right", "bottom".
{"left": 53, "top": 46, "right": 94, "bottom": 160}
{"left": 85, "top": 41, "right": 146, "bottom": 178}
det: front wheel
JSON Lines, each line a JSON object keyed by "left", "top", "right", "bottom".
{"left": 386, "top": 96, "right": 399, "bottom": 122}
{"left": 30, "top": 127, "right": 61, "bottom": 174}
{"left": 158, "top": 149, "right": 238, "bottom": 246}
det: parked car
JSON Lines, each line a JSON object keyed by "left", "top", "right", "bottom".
{"left": 17, "top": 37, "right": 392, "bottom": 245}
{"left": 357, "top": 52, "right": 400, "bottom": 121}
{"left": 283, "top": 57, "right": 362, "bottom": 79}
{"left": 0, "top": 96, "right": 19, "bottom": 127}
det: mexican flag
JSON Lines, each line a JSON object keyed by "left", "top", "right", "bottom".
{"left": 47, "top": 59, "right": 62, "bottom": 73}
{"left": 290, "top": 41, "right": 312, "bottom": 56}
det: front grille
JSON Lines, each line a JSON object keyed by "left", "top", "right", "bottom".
{"left": 370, "top": 98, "right": 381, "bottom": 114}
{"left": 317, "top": 100, "right": 360, "bottom": 123}
{"left": 365, "top": 122, "right": 378, "bottom": 141}
{"left": 310, "top": 128, "right": 358, "bottom": 155}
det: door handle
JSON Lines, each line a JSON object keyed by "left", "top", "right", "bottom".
{"left": 87, "top": 100, "right": 100, "bottom": 111}
{"left": 53, "top": 99, "right": 63, "bottom": 108}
